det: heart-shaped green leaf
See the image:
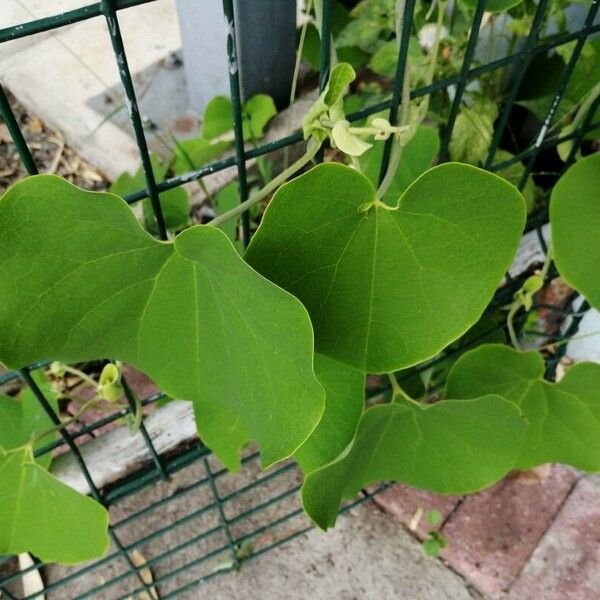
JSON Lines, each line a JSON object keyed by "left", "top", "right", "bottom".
{"left": 0, "top": 446, "right": 109, "bottom": 563}
{"left": 0, "top": 175, "right": 324, "bottom": 471}
{"left": 446, "top": 343, "right": 600, "bottom": 471}
{"left": 551, "top": 153, "right": 600, "bottom": 309}
{"left": 302, "top": 394, "right": 526, "bottom": 529}
{"left": 0, "top": 372, "right": 57, "bottom": 469}
{"left": 245, "top": 162, "right": 525, "bottom": 373}
{"left": 295, "top": 354, "right": 364, "bottom": 474}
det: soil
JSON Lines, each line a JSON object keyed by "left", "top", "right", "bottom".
{"left": 0, "top": 90, "right": 108, "bottom": 194}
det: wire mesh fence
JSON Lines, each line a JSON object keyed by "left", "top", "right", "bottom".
{"left": 0, "top": 0, "right": 599, "bottom": 597}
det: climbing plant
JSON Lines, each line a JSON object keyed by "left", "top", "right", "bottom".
{"left": 1, "top": 0, "right": 600, "bottom": 565}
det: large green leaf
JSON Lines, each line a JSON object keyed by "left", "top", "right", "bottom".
{"left": 0, "top": 175, "right": 324, "bottom": 471}
{"left": 0, "top": 445, "right": 110, "bottom": 563}
{"left": 0, "top": 372, "right": 57, "bottom": 469}
{"left": 360, "top": 125, "right": 440, "bottom": 202}
{"left": 295, "top": 355, "right": 364, "bottom": 474}
{"left": 446, "top": 343, "right": 600, "bottom": 471}
{"left": 551, "top": 153, "right": 600, "bottom": 309}
{"left": 245, "top": 162, "right": 525, "bottom": 373}
{"left": 302, "top": 394, "right": 526, "bottom": 529}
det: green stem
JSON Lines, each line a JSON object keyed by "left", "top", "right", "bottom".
{"left": 209, "top": 139, "right": 320, "bottom": 228}
{"left": 507, "top": 302, "right": 522, "bottom": 351}
{"left": 26, "top": 397, "right": 102, "bottom": 446}
{"left": 283, "top": 0, "right": 313, "bottom": 170}
{"left": 62, "top": 365, "right": 98, "bottom": 390}
{"left": 387, "top": 372, "right": 418, "bottom": 404}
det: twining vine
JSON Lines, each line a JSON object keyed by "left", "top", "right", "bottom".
{"left": 1, "top": 0, "right": 599, "bottom": 565}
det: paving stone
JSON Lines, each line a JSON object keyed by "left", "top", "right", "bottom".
{"left": 373, "top": 484, "right": 462, "bottom": 539}
{"left": 507, "top": 474, "right": 600, "bottom": 600}
{"left": 439, "top": 466, "right": 578, "bottom": 596}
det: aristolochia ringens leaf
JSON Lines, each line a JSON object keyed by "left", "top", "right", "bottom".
{"left": 446, "top": 343, "right": 600, "bottom": 471}
{"left": 0, "top": 445, "right": 110, "bottom": 563}
{"left": 294, "top": 354, "right": 364, "bottom": 474}
{"left": 245, "top": 162, "right": 525, "bottom": 373}
{"left": 0, "top": 175, "right": 325, "bottom": 471}
{"left": 302, "top": 394, "right": 526, "bottom": 530}
{"left": 0, "top": 372, "right": 58, "bottom": 469}
{"left": 551, "top": 153, "right": 600, "bottom": 309}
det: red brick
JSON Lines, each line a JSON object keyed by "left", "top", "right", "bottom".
{"left": 507, "top": 475, "right": 600, "bottom": 600}
{"left": 373, "top": 484, "right": 461, "bottom": 539}
{"left": 440, "top": 465, "right": 578, "bottom": 596}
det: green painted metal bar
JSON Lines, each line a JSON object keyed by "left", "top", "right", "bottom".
{"left": 0, "top": 0, "right": 156, "bottom": 44}
{"left": 377, "top": 0, "right": 417, "bottom": 182}
{"left": 203, "top": 456, "right": 240, "bottom": 565}
{"left": 222, "top": 0, "right": 251, "bottom": 246}
{"left": 518, "top": 0, "right": 600, "bottom": 190}
{"left": 0, "top": 84, "right": 38, "bottom": 174}
{"left": 112, "top": 23, "right": 600, "bottom": 207}
{"left": 484, "top": 0, "right": 551, "bottom": 169}
{"left": 438, "top": 0, "right": 487, "bottom": 162}
{"left": 100, "top": 0, "right": 168, "bottom": 240}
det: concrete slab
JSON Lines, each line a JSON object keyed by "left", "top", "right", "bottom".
{"left": 25, "top": 453, "right": 480, "bottom": 600}
{"left": 0, "top": 0, "right": 183, "bottom": 178}
{"left": 196, "top": 505, "right": 481, "bottom": 600}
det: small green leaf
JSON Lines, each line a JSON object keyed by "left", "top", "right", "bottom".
{"left": 324, "top": 63, "right": 356, "bottom": 107}
{"left": 246, "top": 162, "right": 525, "bottom": 373}
{"left": 109, "top": 154, "right": 190, "bottom": 233}
{"left": 295, "top": 354, "right": 364, "bottom": 474}
{"left": 449, "top": 99, "right": 498, "bottom": 165}
{"left": 0, "top": 445, "right": 110, "bottom": 563}
{"left": 360, "top": 125, "right": 439, "bottom": 202}
{"left": 244, "top": 94, "right": 277, "bottom": 139}
{"left": 462, "top": 0, "right": 523, "bottom": 12}
{"left": 303, "top": 63, "right": 356, "bottom": 141}
{"left": 302, "top": 395, "right": 526, "bottom": 529}
{"left": 172, "top": 138, "right": 230, "bottom": 175}
{"left": 0, "top": 372, "right": 57, "bottom": 469}
{"left": 0, "top": 175, "right": 325, "bottom": 471}
{"left": 551, "top": 153, "right": 600, "bottom": 309}
{"left": 203, "top": 96, "right": 234, "bottom": 140}
{"left": 422, "top": 531, "right": 447, "bottom": 557}
{"left": 202, "top": 95, "right": 277, "bottom": 142}
{"left": 447, "top": 343, "right": 600, "bottom": 471}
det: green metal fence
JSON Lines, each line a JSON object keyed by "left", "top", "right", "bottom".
{"left": 0, "top": 0, "right": 599, "bottom": 597}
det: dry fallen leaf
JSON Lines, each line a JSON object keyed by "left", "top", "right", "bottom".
{"left": 129, "top": 549, "right": 159, "bottom": 600}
